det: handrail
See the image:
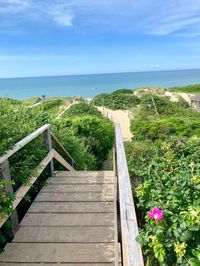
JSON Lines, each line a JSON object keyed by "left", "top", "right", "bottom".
{"left": 51, "top": 133, "right": 77, "bottom": 168}
{"left": 114, "top": 123, "right": 144, "bottom": 266}
{"left": 0, "top": 124, "right": 76, "bottom": 237}
{"left": 0, "top": 124, "right": 50, "bottom": 164}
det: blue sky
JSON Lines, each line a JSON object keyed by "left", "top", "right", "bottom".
{"left": 0, "top": 0, "right": 200, "bottom": 77}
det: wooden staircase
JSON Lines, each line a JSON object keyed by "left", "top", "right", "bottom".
{"left": 0, "top": 124, "right": 143, "bottom": 266}
{"left": 0, "top": 170, "right": 119, "bottom": 265}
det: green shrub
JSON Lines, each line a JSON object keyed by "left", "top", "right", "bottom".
{"left": 63, "top": 102, "right": 102, "bottom": 118}
{"left": 111, "top": 88, "right": 133, "bottom": 94}
{"left": 171, "top": 84, "right": 200, "bottom": 93}
{"left": 93, "top": 91, "right": 140, "bottom": 109}
{"left": 58, "top": 116, "right": 114, "bottom": 168}
{"left": 134, "top": 138, "right": 200, "bottom": 265}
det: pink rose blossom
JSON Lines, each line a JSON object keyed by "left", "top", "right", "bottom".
{"left": 177, "top": 140, "right": 184, "bottom": 146}
{"left": 148, "top": 207, "right": 164, "bottom": 222}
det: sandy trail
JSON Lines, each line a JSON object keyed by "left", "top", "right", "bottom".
{"left": 97, "top": 106, "right": 132, "bottom": 141}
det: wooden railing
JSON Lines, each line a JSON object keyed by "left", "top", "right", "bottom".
{"left": 114, "top": 123, "right": 144, "bottom": 266}
{"left": 0, "top": 124, "right": 76, "bottom": 238}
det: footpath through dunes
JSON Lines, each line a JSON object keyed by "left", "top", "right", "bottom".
{"left": 97, "top": 106, "right": 132, "bottom": 141}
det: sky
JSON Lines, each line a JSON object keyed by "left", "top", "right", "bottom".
{"left": 0, "top": 0, "right": 200, "bottom": 77}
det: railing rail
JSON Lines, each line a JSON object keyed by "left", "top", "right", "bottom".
{"left": 114, "top": 123, "right": 144, "bottom": 266}
{"left": 51, "top": 132, "right": 77, "bottom": 168}
{"left": 0, "top": 124, "right": 77, "bottom": 237}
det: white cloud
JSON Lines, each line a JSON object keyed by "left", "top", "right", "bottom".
{"left": 1, "top": 0, "right": 200, "bottom": 35}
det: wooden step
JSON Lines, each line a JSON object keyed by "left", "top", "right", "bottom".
{"left": 0, "top": 262, "right": 115, "bottom": 266}
{"left": 55, "top": 171, "right": 113, "bottom": 177}
{"left": 21, "top": 213, "right": 114, "bottom": 226}
{"left": 28, "top": 202, "right": 114, "bottom": 213}
{"left": 48, "top": 175, "right": 113, "bottom": 184}
{"left": 41, "top": 184, "right": 114, "bottom": 193}
{"left": 13, "top": 226, "right": 114, "bottom": 243}
{"left": 0, "top": 243, "right": 115, "bottom": 263}
{"left": 35, "top": 191, "right": 114, "bottom": 202}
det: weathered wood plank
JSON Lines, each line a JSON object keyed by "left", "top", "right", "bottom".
{"left": 55, "top": 170, "right": 113, "bottom": 177}
{"left": 0, "top": 243, "right": 115, "bottom": 263}
{"left": 51, "top": 132, "right": 77, "bottom": 167}
{"left": 115, "top": 123, "right": 144, "bottom": 266}
{"left": 41, "top": 184, "right": 114, "bottom": 193}
{"left": 43, "top": 127, "right": 54, "bottom": 176}
{"left": 35, "top": 191, "right": 114, "bottom": 202}
{"left": 0, "top": 263, "right": 115, "bottom": 266}
{"left": 0, "top": 124, "right": 50, "bottom": 164}
{"left": 21, "top": 213, "right": 114, "bottom": 226}
{"left": 13, "top": 226, "right": 114, "bottom": 243}
{"left": 52, "top": 149, "right": 74, "bottom": 171}
{"left": 28, "top": 202, "right": 114, "bottom": 213}
{"left": 13, "top": 150, "right": 53, "bottom": 211}
{"left": 49, "top": 176, "right": 114, "bottom": 184}
{"left": 0, "top": 160, "right": 19, "bottom": 238}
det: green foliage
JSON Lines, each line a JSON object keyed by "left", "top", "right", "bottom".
{"left": 37, "top": 97, "right": 70, "bottom": 117}
{"left": 171, "top": 84, "right": 200, "bottom": 93}
{"left": 131, "top": 116, "right": 200, "bottom": 141}
{"left": 111, "top": 88, "right": 133, "bottom": 94}
{"left": 21, "top": 97, "right": 41, "bottom": 106}
{"left": 126, "top": 92, "right": 200, "bottom": 265}
{"left": 52, "top": 120, "right": 96, "bottom": 170}
{"left": 93, "top": 91, "right": 140, "bottom": 110}
{"left": 57, "top": 116, "right": 114, "bottom": 168}
{"left": 0, "top": 180, "right": 15, "bottom": 223}
{"left": 63, "top": 102, "right": 102, "bottom": 118}
{"left": 134, "top": 138, "right": 200, "bottom": 265}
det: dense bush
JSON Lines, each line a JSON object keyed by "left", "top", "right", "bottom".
{"left": 57, "top": 116, "right": 114, "bottom": 168}
{"left": 171, "top": 83, "right": 200, "bottom": 93}
{"left": 131, "top": 116, "right": 200, "bottom": 141}
{"left": 63, "top": 102, "right": 102, "bottom": 118}
{"left": 112, "top": 88, "right": 133, "bottom": 94}
{"left": 134, "top": 138, "right": 200, "bottom": 265}
{"left": 126, "top": 92, "right": 200, "bottom": 265}
{"left": 93, "top": 91, "right": 140, "bottom": 109}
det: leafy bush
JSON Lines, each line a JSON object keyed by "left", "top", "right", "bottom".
{"left": 93, "top": 91, "right": 140, "bottom": 109}
{"left": 58, "top": 116, "right": 114, "bottom": 168}
{"left": 171, "top": 84, "right": 200, "bottom": 93}
{"left": 112, "top": 88, "right": 133, "bottom": 94}
{"left": 134, "top": 138, "right": 200, "bottom": 265}
{"left": 52, "top": 120, "right": 96, "bottom": 170}
{"left": 63, "top": 102, "right": 102, "bottom": 118}
{"left": 131, "top": 116, "right": 200, "bottom": 141}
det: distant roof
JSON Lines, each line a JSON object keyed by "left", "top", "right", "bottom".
{"left": 191, "top": 95, "right": 200, "bottom": 101}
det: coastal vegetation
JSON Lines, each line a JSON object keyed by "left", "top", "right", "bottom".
{"left": 0, "top": 97, "right": 114, "bottom": 247}
{"left": 125, "top": 91, "right": 200, "bottom": 265}
{"left": 1, "top": 84, "right": 200, "bottom": 264}
{"left": 170, "top": 83, "right": 200, "bottom": 94}
{"left": 93, "top": 90, "right": 140, "bottom": 109}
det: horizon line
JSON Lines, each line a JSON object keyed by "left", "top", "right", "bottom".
{"left": 1, "top": 67, "right": 200, "bottom": 80}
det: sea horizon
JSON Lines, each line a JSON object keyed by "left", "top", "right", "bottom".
{"left": 1, "top": 68, "right": 200, "bottom": 99}
{"left": 1, "top": 68, "right": 200, "bottom": 80}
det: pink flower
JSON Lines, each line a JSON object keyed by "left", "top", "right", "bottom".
{"left": 148, "top": 207, "right": 164, "bottom": 222}
{"left": 177, "top": 140, "right": 184, "bottom": 146}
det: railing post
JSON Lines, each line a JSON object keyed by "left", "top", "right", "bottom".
{"left": 0, "top": 160, "right": 19, "bottom": 240}
{"left": 43, "top": 127, "right": 54, "bottom": 176}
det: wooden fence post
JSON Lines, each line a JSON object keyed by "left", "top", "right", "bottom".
{"left": 0, "top": 160, "right": 19, "bottom": 240}
{"left": 43, "top": 127, "right": 54, "bottom": 176}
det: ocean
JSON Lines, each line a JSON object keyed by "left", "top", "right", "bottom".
{"left": 0, "top": 69, "right": 200, "bottom": 99}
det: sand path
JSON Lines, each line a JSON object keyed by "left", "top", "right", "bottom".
{"left": 97, "top": 106, "right": 133, "bottom": 141}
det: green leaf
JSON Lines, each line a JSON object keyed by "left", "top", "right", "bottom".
{"left": 188, "top": 258, "right": 200, "bottom": 266}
